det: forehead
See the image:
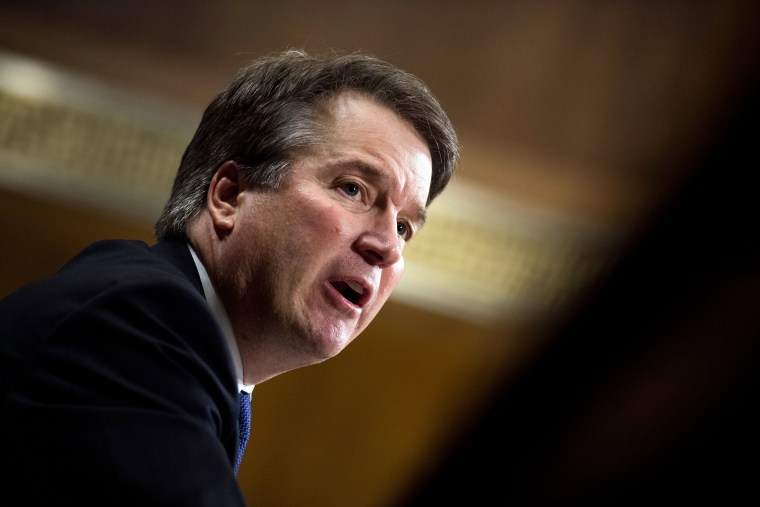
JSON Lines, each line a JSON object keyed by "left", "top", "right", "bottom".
{"left": 318, "top": 91, "right": 423, "bottom": 146}
{"left": 317, "top": 92, "right": 432, "bottom": 198}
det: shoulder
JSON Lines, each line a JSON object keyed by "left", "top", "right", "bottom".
{"left": 1, "top": 238, "right": 237, "bottom": 425}
{"left": 63, "top": 239, "right": 193, "bottom": 285}
{"left": 1, "top": 238, "right": 230, "bottom": 385}
{"left": 50, "top": 239, "right": 221, "bottom": 358}
{"left": 20, "top": 239, "right": 203, "bottom": 305}
{"left": 0, "top": 239, "right": 242, "bottom": 503}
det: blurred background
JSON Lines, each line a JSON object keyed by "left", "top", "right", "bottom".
{"left": 1, "top": 1, "right": 758, "bottom": 505}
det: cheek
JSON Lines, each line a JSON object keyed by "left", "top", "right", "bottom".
{"left": 377, "top": 260, "right": 405, "bottom": 301}
{"left": 300, "top": 200, "right": 354, "bottom": 242}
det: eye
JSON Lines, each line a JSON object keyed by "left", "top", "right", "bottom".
{"left": 340, "top": 181, "right": 362, "bottom": 199}
{"left": 397, "top": 221, "right": 410, "bottom": 240}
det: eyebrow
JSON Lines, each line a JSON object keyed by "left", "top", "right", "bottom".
{"left": 415, "top": 207, "right": 428, "bottom": 230}
{"left": 350, "top": 161, "right": 428, "bottom": 229}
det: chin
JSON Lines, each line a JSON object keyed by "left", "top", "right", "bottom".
{"left": 307, "top": 328, "right": 355, "bottom": 360}
{"left": 316, "top": 337, "right": 352, "bottom": 360}
{"left": 293, "top": 312, "right": 359, "bottom": 359}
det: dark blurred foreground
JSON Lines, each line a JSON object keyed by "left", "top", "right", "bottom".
{"left": 400, "top": 63, "right": 760, "bottom": 506}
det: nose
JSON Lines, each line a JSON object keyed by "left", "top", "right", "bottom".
{"left": 354, "top": 213, "right": 403, "bottom": 267}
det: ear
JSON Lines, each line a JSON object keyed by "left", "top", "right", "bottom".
{"left": 207, "top": 160, "right": 244, "bottom": 233}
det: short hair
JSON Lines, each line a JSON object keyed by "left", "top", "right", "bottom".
{"left": 154, "top": 49, "right": 459, "bottom": 241}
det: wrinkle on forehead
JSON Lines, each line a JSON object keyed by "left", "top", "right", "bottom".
{"left": 323, "top": 91, "right": 429, "bottom": 152}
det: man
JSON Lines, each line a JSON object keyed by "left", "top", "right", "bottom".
{"left": 0, "top": 49, "right": 458, "bottom": 505}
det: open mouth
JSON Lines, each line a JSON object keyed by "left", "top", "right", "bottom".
{"left": 330, "top": 280, "right": 365, "bottom": 306}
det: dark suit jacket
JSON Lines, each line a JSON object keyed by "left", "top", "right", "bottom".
{"left": 0, "top": 239, "right": 247, "bottom": 506}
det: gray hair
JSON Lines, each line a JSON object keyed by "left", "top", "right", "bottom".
{"left": 154, "top": 49, "right": 459, "bottom": 240}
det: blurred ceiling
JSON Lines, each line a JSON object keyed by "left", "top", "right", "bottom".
{"left": 3, "top": 0, "right": 759, "bottom": 326}
{"left": 2, "top": 1, "right": 759, "bottom": 506}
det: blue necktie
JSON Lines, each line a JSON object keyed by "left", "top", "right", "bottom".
{"left": 234, "top": 391, "right": 251, "bottom": 476}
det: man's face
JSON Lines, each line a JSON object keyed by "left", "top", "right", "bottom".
{"left": 218, "top": 92, "right": 432, "bottom": 366}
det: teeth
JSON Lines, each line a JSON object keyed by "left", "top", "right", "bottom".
{"left": 346, "top": 281, "right": 364, "bottom": 295}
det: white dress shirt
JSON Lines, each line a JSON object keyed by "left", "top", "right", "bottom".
{"left": 188, "top": 244, "right": 254, "bottom": 394}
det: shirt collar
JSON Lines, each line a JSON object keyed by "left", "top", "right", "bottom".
{"left": 187, "top": 244, "right": 254, "bottom": 394}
